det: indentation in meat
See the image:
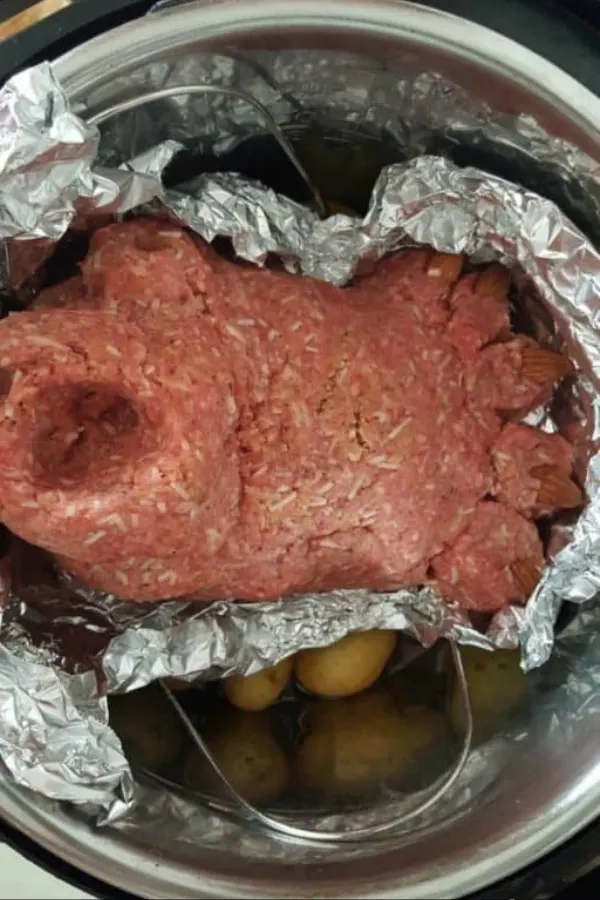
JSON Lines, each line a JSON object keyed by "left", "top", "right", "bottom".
{"left": 32, "top": 382, "right": 142, "bottom": 483}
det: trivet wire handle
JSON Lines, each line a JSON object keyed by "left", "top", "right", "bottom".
{"left": 86, "top": 84, "right": 327, "bottom": 217}
{"left": 159, "top": 640, "right": 473, "bottom": 843}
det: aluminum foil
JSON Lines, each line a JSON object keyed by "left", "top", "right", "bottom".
{"left": 1, "top": 47, "right": 600, "bottom": 828}
{"left": 2, "top": 605, "right": 598, "bottom": 863}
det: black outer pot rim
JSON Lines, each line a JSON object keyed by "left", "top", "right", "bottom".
{"left": 0, "top": 0, "right": 154, "bottom": 82}
{"left": 0, "top": 0, "right": 600, "bottom": 898}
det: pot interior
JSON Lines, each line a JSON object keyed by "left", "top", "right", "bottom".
{"left": 2, "top": 2, "right": 600, "bottom": 898}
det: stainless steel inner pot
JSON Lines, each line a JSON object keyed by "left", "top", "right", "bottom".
{"left": 2, "top": 1, "right": 600, "bottom": 897}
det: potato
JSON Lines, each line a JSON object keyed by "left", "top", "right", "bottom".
{"left": 222, "top": 657, "right": 293, "bottom": 711}
{"left": 294, "top": 629, "right": 397, "bottom": 698}
{"left": 296, "top": 689, "right": 446, "bottom": 797}
{"left": 108, "top": 683, "right": 184, "bottom": 771}
{"left": 185, "top": 709, "right": 289, "bottom": 805}
{"left": 449, "top": 646, "right": 528, "bottom": 740}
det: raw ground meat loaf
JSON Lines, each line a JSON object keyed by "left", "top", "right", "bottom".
{"left": 0, "top": 220, "right": 583, "bottom": 610}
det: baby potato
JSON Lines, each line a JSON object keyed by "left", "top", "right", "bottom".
{"left": 185, "top": 709, "right": 289, "bottom": 805}
{"left": 449, "top": 646, "right": 528, "bottom": 741}
{"left": 296, "top": 689, "right": 446, "bottom": 797}
{"left": 294, "top": 629, "right": 397, "bottom": 698}
{"left": 222, "top": 657, "right": 293, "bottom": 711}
{"left": 108, "top": 683, "right": 184, "bottom": 771}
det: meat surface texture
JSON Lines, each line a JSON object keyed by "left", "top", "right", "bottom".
{"left": 0, "top": 220, "right": 580, "bottom": 611}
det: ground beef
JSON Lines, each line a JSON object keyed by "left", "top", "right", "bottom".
{"left": 447, "top": 264, "right": 511, "bottom": 359}
{"left": 492, "top": 422, "right": 582, "bottom": 517}
{"left": 431, "top": 501, "right": 544, "bottom": 612}
{"left": 0, "top": 219, "right": 578, "bottom": 610}
{"left": 466, "top": 334, "right": 571, "bottom": 416}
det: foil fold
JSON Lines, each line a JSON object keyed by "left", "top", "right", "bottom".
{"left": 0, "top": 55, "right": 599, "bottom": 824}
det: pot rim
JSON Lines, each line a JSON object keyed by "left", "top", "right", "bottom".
{"left": 3, "top": 1, "right": 600, "bottom": 898}
{"left": 53, "top": 0, "right": 600, "bottom": 145}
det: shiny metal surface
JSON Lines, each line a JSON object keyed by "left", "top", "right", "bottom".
{"left": 86, "top": 83, "right": 327, "bottom": 215}
{"left": 1, "top": 1, "right": 600, "bottom": 897}
{"left": 156, "top": 641, "right": 474, "bottom": 842}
